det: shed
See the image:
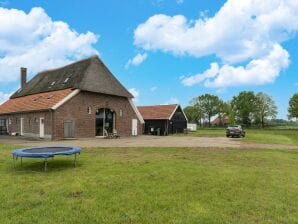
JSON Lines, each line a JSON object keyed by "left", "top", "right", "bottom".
{"left": 137, "top": 104, "right": 188, "bottom": 135}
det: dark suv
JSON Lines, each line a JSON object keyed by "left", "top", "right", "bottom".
{"left": 226, "top": 125, "right": 245, "bottom": 138}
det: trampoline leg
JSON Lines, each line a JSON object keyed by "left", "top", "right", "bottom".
{"left": 12, "top": 155, "right": 15, "bottom": 169}
{"left": 44, "top": 158, "right": 48, "bottom": 172}
{"left": 20, "top": 157, "right": 22, "bottom": 167}
{"left": 74, "top": 153, "right": 77, "bottom": 167}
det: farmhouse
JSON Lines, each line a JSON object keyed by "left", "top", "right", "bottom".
{"left": 211, "top": 116, "right": 230, "bottom": 126}
{"left": 137, "top": 104, "right": 188, "bottom": 135}
{"left": 0, "top": 56, "right": 144, "bottom": 140}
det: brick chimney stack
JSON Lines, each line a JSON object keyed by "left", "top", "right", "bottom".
{"left": 21, "top": 67, "right": 27, "bottom": 89}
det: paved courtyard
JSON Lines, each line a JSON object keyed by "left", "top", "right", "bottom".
{"left": 1, "top": 135, "right": 297, "bottom": 150}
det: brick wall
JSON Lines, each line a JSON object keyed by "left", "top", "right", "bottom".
{"left": 0, "top": 111, "right": 52, "bottom": 139}
{"left": 53, "top": 91, "right": 143, "bottom": 139}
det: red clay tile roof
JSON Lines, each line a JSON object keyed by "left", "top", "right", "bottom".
{"left": 0, "top": 88, "right": 73, "bottom": 114}
{"left": 137, "top": 104, "right": 178, "bottom": 120}
{"left": 212, "top": 116, "right": 230, "bottom": 125}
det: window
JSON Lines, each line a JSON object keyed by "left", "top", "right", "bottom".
{"left": 0, "top": 119, "right": 5, "bottom": 126}
{"left": 64, "top": 77, "right": 70, "bottom": 83}
{"left": 33, "top": 96, "right": 42, "bottom": 101}
{"left": 87, "top": 106, "right": 92, "bottom": 114}
{"left": 119, "top": 109, "right": 123, "bottom": 117}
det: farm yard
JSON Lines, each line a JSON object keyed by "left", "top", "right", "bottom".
{"left": 0, "top": 138, "right": 297, "bottom": 224}
{"left": 0, "top": 1, "right": 298, "bottom": 224}
{"left": 185, "top": 127, "right": 298, "bottom": 145}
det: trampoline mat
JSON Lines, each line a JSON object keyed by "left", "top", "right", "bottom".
{"left": 23, "top": 147, "right": 73, "bottom": 154}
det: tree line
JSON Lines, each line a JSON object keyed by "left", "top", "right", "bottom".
{"left": 184, "top": 91, "right": 298, "bottom": 128}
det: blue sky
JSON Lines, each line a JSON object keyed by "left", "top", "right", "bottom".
{"left": 0, "top": 0, "right": 297, "bottom": 119}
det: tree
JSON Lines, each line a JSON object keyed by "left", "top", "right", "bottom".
{"left": 231, "top": 91, "right": 257, "bottom": 126}
{"left": 184, "top": 106, "right": 199, "bottom": 123}
{"left": 255, "top": 92, "right": 277, "bottom": 128}
{"left": 224, "top": 102, "right": 236, "bottom": 125}
{"left": 197, "top": 94, "right": 221, "bottom": 127}
{"left": 217, "top": 100, "right": 230, "bottom": 126}
{"left": 288, "top": 93, "right": 298, "bottom": 120}
{"left": 189, "top": 97, "right": 205, "bottom": 126}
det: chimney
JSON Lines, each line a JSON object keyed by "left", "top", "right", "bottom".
{"left": 20, "top": 67, "right": 27, "bottom": 89}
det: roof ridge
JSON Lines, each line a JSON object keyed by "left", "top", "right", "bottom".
{"left": 38, "top": 55, "right": 99, "bottom": 74}
{"left": 137, "top": 104, "right": 178, "bottom": 107}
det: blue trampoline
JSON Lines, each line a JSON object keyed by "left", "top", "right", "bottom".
{"left": 12, "top": 146, "right": 81, "bottom": 171}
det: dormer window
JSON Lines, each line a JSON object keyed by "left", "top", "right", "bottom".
{"left": 64, "top": 77, "right": 70, "bottom": 83}
{"left": 33, "top": 96, "right": 42, "bottom": 101}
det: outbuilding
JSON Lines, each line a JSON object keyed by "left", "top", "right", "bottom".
{"left": 137, "top": 104, "right": 188, "bottom": 135}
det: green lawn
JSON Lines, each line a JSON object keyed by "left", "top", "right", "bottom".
{"left": 0, "top": 144, "right": 297, "bottom": 223}
{"left": 187, "top": 128, "right": 298, "bottom": 145}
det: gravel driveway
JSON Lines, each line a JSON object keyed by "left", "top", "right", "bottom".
{"left": 1, "top": 135, "right": 297, "bottom": 150}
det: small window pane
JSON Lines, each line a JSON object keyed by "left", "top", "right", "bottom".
{"left": 87, "top": 106, "right": 92, "bottom": 114}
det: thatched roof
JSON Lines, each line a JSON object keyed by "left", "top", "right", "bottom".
{"left": 11, "top": 56, "right": 133, "bottom": 99}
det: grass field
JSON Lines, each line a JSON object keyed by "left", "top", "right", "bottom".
{"left": 187, "top": 128, "right": 298, "bottom": 145}
{"left": 0, "top": 144, "right": 297, "bottom": 224}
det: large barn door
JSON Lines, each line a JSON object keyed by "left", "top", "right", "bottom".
{"left": 64, "top": 120, "right": 75, "bottom": 138}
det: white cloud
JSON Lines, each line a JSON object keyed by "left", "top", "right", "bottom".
{"left": 0, "top": 7, "right": 99, "bottom": 84}
{"left": 181, "top": 62, "right": 219, "bottom": 86}
{"left": 129, "top": 88, "right": 140, "bottom": 103}
{"left": 0, "top": 91, "right": 10, "bottom": 104}
{"left": 150, "top": 86, "right": 157, "bottom": 92}
{"left": 182, "top": 44, "right": 290, "bottom": 88}
{"left": 125, "top": 53, "right": 148, "bottom": 69}
{"left": 165, "top": 97, "right": 179, "bottom": 105}
{"left": 134, "top": 0, "right": 298, "bottom": 88}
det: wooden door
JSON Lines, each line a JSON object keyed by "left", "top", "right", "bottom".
{"left": 0, "top": 119, "right": 7, "bottom": 135}
{"left": 132, "top": 119, "right": 138, "bottom": 136}
{"left": 39, "top": 117, "right": 45, "bottom": 138}
{"left": 64, "top": 121, "right": 75, "bottom": 138}
{"left": 20, "top": 118, "right": 24, "bottom": 136}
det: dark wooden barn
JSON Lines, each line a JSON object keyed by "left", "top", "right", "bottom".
{"left": 137, "top": 104, "right": 188, "bottom": 135}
